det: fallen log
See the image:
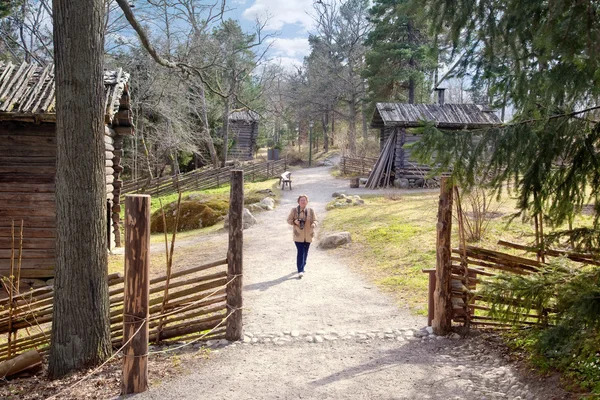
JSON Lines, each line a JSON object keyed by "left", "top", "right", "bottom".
{"left": 0, "top": 349, "right": 42, "bottom": 378}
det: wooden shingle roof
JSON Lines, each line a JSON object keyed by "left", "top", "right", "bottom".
{"left": 0, "top": 62, "right": 131, "bottom": 126}
{"left": 229, "top": 109, "right": 259, "bottom": 123}
{"left": 371, "top": 102, "right": 502, "bottom": 129}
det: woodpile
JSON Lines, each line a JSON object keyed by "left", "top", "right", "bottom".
{"left": 366, "top": 130, "right": 397, "bottom": 189}
{"left": 0, "top": 259, "right": 232, "bottom": 361}
{"left": 122, "top": 159, "right": 287, "bottom": 198}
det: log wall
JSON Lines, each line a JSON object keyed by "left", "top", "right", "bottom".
{"left": 380, "top": 126, "right": 420, "bottom": 168}
{"left": 0, "top": 122, "right": 126, "bottom": 278}
{"left": 0, "top": 122, "right": 56, "bottom": 278}
{"left": 229, "top": 121, "right": 258, "bottom": 161}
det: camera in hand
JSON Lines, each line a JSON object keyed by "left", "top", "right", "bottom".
{"left": 298, "top": 219, "right": 305, "bottom": 229}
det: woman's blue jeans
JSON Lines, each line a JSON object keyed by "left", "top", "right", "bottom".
{"left": 294, "top": 241, "right": 311, "bottom": 273}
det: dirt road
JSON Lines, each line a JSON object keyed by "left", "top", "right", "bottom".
{"left": 132, "top": 166, "right": 570, "bottom": 400}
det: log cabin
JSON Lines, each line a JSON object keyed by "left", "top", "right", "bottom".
{"left": 0, "top": 62, "right": 133, "bottom": 279}
{"left": 228, "top": 109, "right": 259, "bottom": 161}
{"left": 369, "top": 89, "right": 502, "bottom": 186}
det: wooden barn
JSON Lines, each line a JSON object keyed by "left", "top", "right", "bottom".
{"left": 228, "top": 109, "right": 259, "bottom": 160}
{"left": 0, "top": 62, "right": 133, "bottom": 279}
{"left": 368, "top": 91, "right": 502, "bottom": 187}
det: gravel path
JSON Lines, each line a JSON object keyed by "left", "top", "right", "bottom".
{"left": 131, "top": 166, "right": 570, "bottom": 400}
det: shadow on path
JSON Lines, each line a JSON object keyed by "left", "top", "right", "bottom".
{"left": 244, "top": 272, "right": 297, "bottom": 292}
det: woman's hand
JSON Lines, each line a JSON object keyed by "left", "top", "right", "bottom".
{"left": 294, "top": 219, "right": 300, "bottom": 226}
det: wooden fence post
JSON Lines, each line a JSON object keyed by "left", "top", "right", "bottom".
{"left": 433, "top": 177, "right": 453, "bottom": 336}
{"left": 122, "top": 195, "right": 150, "bottom": 395}
{"left": 226, "top": 170, "right": 244, "bottom": 341}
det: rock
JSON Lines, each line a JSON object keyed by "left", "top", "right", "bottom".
{"left": 246, "top": 203, "right": 263, "bottom": 213}
{"left": 394, "top": 178, "right": 409, "bottom": 189}
{"left": 259, "top": 197, "right": 275, "bottom": 210}
{"left": 425, "top": 326, "right": 434, "bottom": 335}
{"left": 449, "top": 333, "right": 461, "bottom": 340}
{"left": 359, "top": 178, "right": 368, "bottom": 186}
{"left": 354, "top": 199, "right": 365, "bottom": 205}
{"left": 256, "top": 188, "right": 274, "bottom": 195}
{"left": 415, "top": 178, "right": 425, "bottom": 187}
{"left": 291, "top": 330, "right": 300, "bottom": 337}
{"left": 413, "top": 330, "right": 427, "bottom": 338}
{"left": 332, "top": 192, "right": 346, "bottom": 198}
{"left": 350, "top": 178, "right": 359, "bottom": 188}
{"left": 224, "top": 208, "right": 257, "bottom": 230}
{"left": 318, "top": 232, "right": 352, "bottom": 249}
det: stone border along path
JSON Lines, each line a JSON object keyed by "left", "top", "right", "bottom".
{"left": 136, "top": 165, "right": 570, "bottom": 400}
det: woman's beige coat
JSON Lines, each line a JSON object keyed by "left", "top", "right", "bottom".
{"left": 287, "top": 206, "right": 318, "bottom": 243}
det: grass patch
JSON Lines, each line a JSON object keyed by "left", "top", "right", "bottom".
{"left": 321, "top": 191, "right": 593, "bottom": 315}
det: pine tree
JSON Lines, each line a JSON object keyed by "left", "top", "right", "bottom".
{"left": 364, "top": 0, "right": 435, "bottom": 105}
{"left": 414, "top": 0, "right": 600, "bottom": 247}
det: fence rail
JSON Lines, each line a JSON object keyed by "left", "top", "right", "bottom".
{"left": 340, "top": 156, "right": 377, "bottom": 176}
{"left": 0, "top": 258, "right": 232, "bottom": 361}
{"left": 122, "top": 159, "right": 287, "bottom": 198}
{"left": 428, "top": 179, "right": 598, "bottom": 333}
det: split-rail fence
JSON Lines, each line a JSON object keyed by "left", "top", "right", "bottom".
{"left": 427, "top": 178, "right": 598, "bottom": 334}
{"left": 121, "top": 159, "right": 286, "bottom": 198}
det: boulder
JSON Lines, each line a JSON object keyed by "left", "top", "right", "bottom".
{"left": 318, "top": 232, "right": 352, "bottom": 249}
{"left": 246, "top": 203, "right": 263, "bottom": 213}
{"left": 394, "top": 178, "right": 409, "bottom": 189}
{"left": 224, "top": 208, "right": 257, "bottom": 230}
{"left": 359, "top": 178, "right": 368, "bottom": 186}
{"left": 332, "top": 191, "right": 346, "bottom": 198}
{"left": 259, "top": 197, "right": 275, "bottom": 210}
{"left": 256, "top": 188, "right": 274, "bottom": 196}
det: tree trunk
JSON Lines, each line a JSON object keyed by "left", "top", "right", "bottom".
{"left": 199, "top": 83, "right": 218, "bottom": 167}
{"left": 321, "top": 112, "right": 329, "bottom": 153}
{"left": 49, "top": 0, "right": 111, "bottom": 379}
{"left": 221, "top": 96, "right": 230, "bottom": 168}
{"left": 331, "top": 110, "right": 335, "bottom": 146}
{"left": 361, "top": 80, "right": 368, "bottom": 140}
{"left": 348, "top": 97, "right": 357, "bottom": 155}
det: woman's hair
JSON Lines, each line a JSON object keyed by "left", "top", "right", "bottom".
{"left": 297, "top": 194, "right": 309, "bottom": 203}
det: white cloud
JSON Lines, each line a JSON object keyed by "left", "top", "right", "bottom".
{"left": 242, "top": 0, "right": 314, "bottom": 31}
{"left": 268, "top": 37, "right": 310, "bottom": 59}
{"left": 267, "top": 56, "right": 304, "bottom": 71}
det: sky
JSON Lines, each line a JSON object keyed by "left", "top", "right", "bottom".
{"left": 226, "top": 0, "right": 315, "bottom": 70}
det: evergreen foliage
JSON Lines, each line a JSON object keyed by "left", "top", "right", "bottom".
{"left": 364, "top": 0, "right": 435, "bottom": 105}
{"left": 414, "top": 0, "right": 600, "bottom": 243}
{"left": 481, "top": 260, "right": 600, "bottom": 393}
{"left": 415, "top": 1, "right": 600, "bottom": 390}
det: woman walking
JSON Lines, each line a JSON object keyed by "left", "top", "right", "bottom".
{"left": 287, "top": 194, "right": 318, "bottom": 279}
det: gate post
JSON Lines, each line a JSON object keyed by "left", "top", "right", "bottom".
{"left": 433, "top": 177, "right": 453, "bottom": 335}
{"left": 122, "top": 194, "right": 150, "bottom": 394}
{"left": 226, "top": 170, "right": 244, "bottom": 341}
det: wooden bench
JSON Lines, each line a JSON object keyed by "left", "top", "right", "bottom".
{"left": 280, "top": 171, "right": 292, "bottom": 190}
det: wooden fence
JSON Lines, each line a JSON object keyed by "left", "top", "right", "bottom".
{"left": 340, "top": 156, "right": 377, "bottom": 176}
{"left": 0, "top": 258, "right": 233, "bottom": 361}
{"left": 427, "top": 178, "right": 598, "bottom": 333}
{"left": 0, "top": 172, "right": 246, "bottom": 367}
{"left": 121, "top": 159, "right": 286, "bottom": 198}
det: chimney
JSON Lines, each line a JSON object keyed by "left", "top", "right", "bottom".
{"left": 434, "top": 88, "right": 446, "bottom": 105}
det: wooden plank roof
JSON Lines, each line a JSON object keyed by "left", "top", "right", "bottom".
{"left": 0, "top": 62, "right": 130, "bottom": 125}
{"left": 229, "top": 109, "right": 259, "bottom": 123}
{"left": 370, "top": 102, "right": 502, "bottom": 129}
